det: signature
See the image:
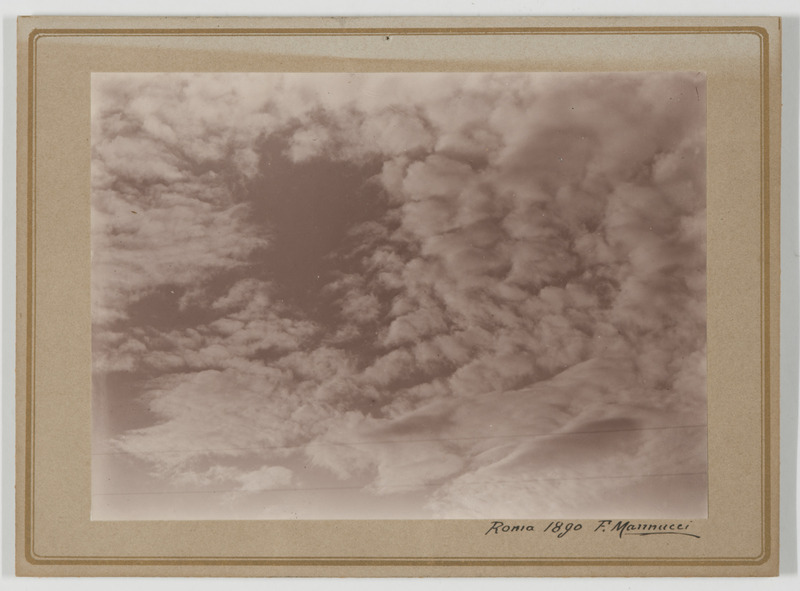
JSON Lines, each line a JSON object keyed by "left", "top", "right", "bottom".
{"left": 594, "top": 520, "right": 699, "bottom": 539}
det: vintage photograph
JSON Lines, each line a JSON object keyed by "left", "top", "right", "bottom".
{"left": 91, "top": 72, "right": 708, "bottom": 520}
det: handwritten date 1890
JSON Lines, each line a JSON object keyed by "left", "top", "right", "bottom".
{"left": 543, "top": 521, "right": 582, "bottom": 538}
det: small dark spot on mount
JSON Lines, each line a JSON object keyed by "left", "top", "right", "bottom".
{"left": 385, "top": 36, "right": 391, "bottom": 41}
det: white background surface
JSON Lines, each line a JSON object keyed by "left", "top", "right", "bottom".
{"left": 1, "top": 1, "right": 798, "bottom": 589}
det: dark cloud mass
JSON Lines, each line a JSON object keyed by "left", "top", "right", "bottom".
{"left": 91, "top": 72, "right": 707, "bottom": 519}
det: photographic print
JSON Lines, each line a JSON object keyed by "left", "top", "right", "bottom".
{"left": 90, "top": 71, "right": 708, "bottom": 521}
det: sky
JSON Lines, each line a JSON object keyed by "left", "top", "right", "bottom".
{"left": 90, "top": 72, "right": 707, "bottom": 520}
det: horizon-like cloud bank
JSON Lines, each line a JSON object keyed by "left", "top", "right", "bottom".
{"left": 91, "top": 72, "right": 707, "bottom": 520}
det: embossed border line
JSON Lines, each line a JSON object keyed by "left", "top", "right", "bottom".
{"left": 23, "top": 24, "right": 774, "bottom": 569}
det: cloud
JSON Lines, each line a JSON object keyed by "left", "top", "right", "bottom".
{"left": 93, "top": 72, "right": 707, "bottom": 519}
{"left": 346, "top": 358, "right": 706, "bottom": 517}
{"left": 237, "top": 466, "right": 294, "bottom": 492}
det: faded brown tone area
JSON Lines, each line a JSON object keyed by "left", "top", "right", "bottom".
{"left": 90, "top": 72, "right": 708, "bottom": 520}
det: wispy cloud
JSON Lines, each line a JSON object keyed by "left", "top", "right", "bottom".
{"left": 92, "top": 72, "right": 706, "bottom": 519}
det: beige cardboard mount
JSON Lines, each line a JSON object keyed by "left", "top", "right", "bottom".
{"left": 16, "top": 16, "right": 781, "bottom": 577}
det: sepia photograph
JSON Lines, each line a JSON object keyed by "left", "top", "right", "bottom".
{"left": 90, "top": 71, "right": 708, "bottom": 521}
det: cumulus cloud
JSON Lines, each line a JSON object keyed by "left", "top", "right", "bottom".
{"left": 92, "top": 72, "right": 706, "bottom": 520}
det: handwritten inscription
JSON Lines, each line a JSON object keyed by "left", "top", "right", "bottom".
{"left": 485, "top": 520, "right": 698, "bottom": 539}
{"left": 485, "top": 522, "right": 537, "bottom": 535}
{"left": 595, "top": 520, "right": 699, "bottom": 539}
{"left": 544, "top": 521, "right": 583, "bottom": 537}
